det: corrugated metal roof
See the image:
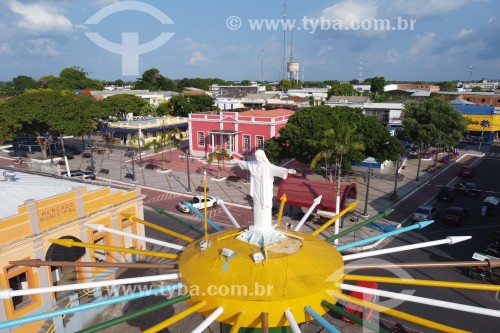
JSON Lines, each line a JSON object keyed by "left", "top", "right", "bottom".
{"left": 0, "top": 169, "right": 107, "bottom": 220}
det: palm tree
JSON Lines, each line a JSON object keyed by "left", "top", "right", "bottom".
{"left": 151, "top": 129, "right": 179, "bottom": 170}
{"left": 207, "top": 149, "right": 231, "bottom": 179}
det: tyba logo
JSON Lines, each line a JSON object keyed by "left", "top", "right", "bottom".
{"left": 84, "top": 1, "right": 174, "bottom": 76}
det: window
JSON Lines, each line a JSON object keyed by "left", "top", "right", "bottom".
{"left": 256, "top": 135, "right": 264, "bottom": 150}
{"left": 481, "top": 99, "right": 486, "bottom": 103}
{"left": 121, "top": 218, "right": 138, "bottom": 249}
{"left": 209, "top": 133, "right": 215, "bottom": 147}
{"left": 243, "top": 135, "right": 251, "bottom": 152}
{"left": 4, "top": 264, "right": 40, "bottom": 312}
{"left": 197, "top": 131, "right": 205, "bottom": 147}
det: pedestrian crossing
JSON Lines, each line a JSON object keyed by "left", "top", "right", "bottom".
{"left": 485, "top": 151, "right": 500, "bottom": 159}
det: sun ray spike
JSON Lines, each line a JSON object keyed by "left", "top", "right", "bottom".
{"left": 321, "top": 300, "right": 391, "bottom": 333}
{"left": 0, "top": 274, "right": 180, "bottom": 299}
{"left": 325, "top": 208, "right": 394, "bottom": 242}
{"left": 48, "top": 238, "right": 180, "bottom": 260}
{"left": 284, "top": 309, "right": 302, "bottom": 333}
{"left": 191, "top": 307, "right": 224, "bottom": 333}
{"left": 142, "top": 300, "right": 207, "bottom": 333}
{"left": 229, "top": 312, "right": 246, "bottom": 333}
{"left": 343, "top": 274, "right": 500, "bottom": 292}
{"left": 9, "top": 259, "right": 178, "bottom": 270}
{"left": 304, "top": 306, "right": 341, "bottom": 333}
{"left": 276, "top": 193, "right": 287, "bottom": 228}
{"left": 343, "top": 236, "right": 471, "bottom": 261}
{"left": 340, "top": 283, "right": 500, "bottom": 318}
{"left": 76, "top": 294, "right": 191, "bottom": 333}
{"left": 331, "top": 291, "right": 470, "bottom": 333}
{"left": 310, "top": 199, "right": 357, "bottom": 235}
{"left": 217, "top": 199, "right": 241, "bottom": 228}
{"left": 336, "top": 220, "right": 433, "bottom": 251}
{"left": 0, "top": 283, "right": 184, "bottom": 329}
{"left": 345, "top": 259, "right": 500, "bottom": 271}
{"left": 151, "top": 207, "right": 205, "bottom": 235}
{"left": 294, "top": 195, "right": 322, "bottom": 231}
{"left": 85, "top": 223, "right": 185, "bottom": 251}
{"left": 122, "top": 213, "right": 194, "bottom": 242}
{"left": 181, "top": 200, "right": 223, "bottom": 232}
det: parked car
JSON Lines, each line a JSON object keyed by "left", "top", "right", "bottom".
{"left": 342, "top": 281, "right": 378, "bottom": 324}
{"left": 441, "top": 207, "right": 469, "bottom": 226}
{"left": 61, "top": 170, "right": 96, "bottom": 180}
{"left": 178, "top": 195, "right": 218, "bottom": 213}
{"left": 459, "top": 166, "right": 476, "bottom": 178}
{"left": 437, "top": 186, "right": 457, "bottom": 201}
{"left": 412, "top": 205, "right": 439, "bottom": 222}
{"left": 455, "top": 182, "right": 480, "bottom": 197}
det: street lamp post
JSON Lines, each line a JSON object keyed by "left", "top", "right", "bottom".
{"left": 479, "top": 120, "right": 490, "bottom": 152}
{"left": 362, "top": 165, "right": 374, "bottom": 217}
{"left": 415, "top": 142, "right": 423, "bottom": 181}
{"left": 137, "top": 134, "right": 143, "bottom": 168}
{"left": 130, "top": 151, "right": 136, "bottom": 182}
{"left": 87, "top": 134, "right": 95, "bottom": 175}
{"left": 391, "top": 154, "right": 401, "bottom": 200}
{"left": 184, "top": 149, "right": 194, "bottom": 192}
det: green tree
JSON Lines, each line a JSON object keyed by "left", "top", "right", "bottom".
{"left": 188, "top": 94, "right": 216, "bottom": 112}
{"left": 240, "top": 80, "right": 252, "bottom": 86}
{"left": 12, "top": 76, "right": 37, "bottom": 94}
{"left": 134, "top": 68, "right": 176, "bottom": 91}
{"left": 263, "top": 137, "right": 282, "bottom": 163}
{"left": 279, "top": 79, "right": 293, "bottom": 91}
{"left": 471, "top": 86, "right": 481, "bottom": 92}
{"left": 327, "top": 83, "right": 358, "bottom": 98}
{"left": 402, "top": 96, "right": 468, "bottom": 151}
{"left": 98, "top": 94, "right": 147, "bottom": 119}
{"left": 207, "top": 149, "right": 231, "bottom": 178}
{"left": 168, "top": 94, "right": 195, "bottom": 116}
{"left": 156, "top": 102, "right": 174, "bottom": 117}
{"left": 151, "top": 129, "right": 179, "bottom": 170}
{"left": 368, "top": 76, "right": 386, "bottom": 94}
{"left": 0, "top": 90, "right": 98, "bottom": 158}
{"left": 277, "top": 105, "right": 402, "bottom": 167}
{"left": 437, "top": 81, "right": 458, "bottom": 92}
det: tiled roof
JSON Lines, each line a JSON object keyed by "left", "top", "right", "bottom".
{"left": 238, "top": 108, "right": 295, "bottom": 117}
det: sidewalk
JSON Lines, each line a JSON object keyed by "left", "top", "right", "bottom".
{"left": 0, "top": 138, "right": 487, "bottom": 250}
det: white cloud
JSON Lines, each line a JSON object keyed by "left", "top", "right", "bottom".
{"left": 27, "top": 38, "right": 60, "bottom": 56}
{"left": 385, "top": 48, "right": 399, "bottom": 64}
{"left": 321, "top": 0, "right": 378, "bottom": 24}
{"left": 408, "top": 32, "right": 436, "bottom": 56}
{"left": 187, "top": 51, "right": 207, "bottom": 66}
{"left": 0, "top": 43, "right": 11, "bottom": 55}
{"left": 8, "top": 0, "right": 74, "bottom": 35}
{"left": 451, "top": 29, "right": 475, "bottom": 41}
{"left": 388, "top": 0, "right": 484, "bottom": 19}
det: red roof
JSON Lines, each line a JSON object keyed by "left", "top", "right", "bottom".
{"left": 239, "top": 108, "right": 295, "bottom": 117}
{"left": 276, "top": 176, "right": 357, "bottom": 212}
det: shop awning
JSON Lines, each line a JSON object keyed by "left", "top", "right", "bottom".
{"left": 208, "top": 130, "right": 240, "bottom": 135}
{"left": 276, "top": 176, "right": 357, "bottom": 212}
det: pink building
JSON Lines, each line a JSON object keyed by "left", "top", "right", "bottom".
{"left": 188, "top": 108, "right": 295, "bottom": 158}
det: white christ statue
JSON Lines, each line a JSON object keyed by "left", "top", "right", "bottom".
{"left": 235, "top": 150, "right": 296, "bottom": 232}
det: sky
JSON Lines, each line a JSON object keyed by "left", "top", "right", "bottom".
{"left": 1, "top": 0, "right": 500, "bottom": 83}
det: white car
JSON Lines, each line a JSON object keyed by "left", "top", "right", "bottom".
{"left": 178, "top": 196, "right": 218, "bottom": 213}
{"left": 412, "top": 205, "right": 439, "bottom": 222}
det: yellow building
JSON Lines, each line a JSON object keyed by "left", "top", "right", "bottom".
{"left": 0, "top": 168, "right": 145, "bottom": 333}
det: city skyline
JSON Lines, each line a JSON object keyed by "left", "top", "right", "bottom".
{"left": 1, "top": 0, "right": 499, "bottom": 83}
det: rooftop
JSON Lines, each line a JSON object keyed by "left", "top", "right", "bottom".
{"left": 0, "top": 169, "right": 108, "bottom": 219}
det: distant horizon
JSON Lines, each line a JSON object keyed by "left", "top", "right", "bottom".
{"left": 1, "top": 1, "right": 499, "bottom": 82}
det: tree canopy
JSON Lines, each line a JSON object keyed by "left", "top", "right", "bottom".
{"left": 134, "top": 68, "right": 176, "bottom": 91}
{"left": 437, "top": 81, "right": 458, "bottom": 92}
{"left": 402, "top": 96, "right": 468, "bottom": 149}
{"left": 275, "top": 105, "right": 403, "bottom": 169}
{"left": 327, "top": 83, "right": 358, "bottom": 98}
{"left": 98, "top": 94, "right": 147, "bottom": 120}
{"left": 0, "top": 89, "right": 98, "bottom": 157}
{"left": 367, "top": 77, "right": 386, "bottom": 94}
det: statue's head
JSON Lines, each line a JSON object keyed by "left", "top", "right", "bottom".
{"left": 255, "top": 149, "right": 269, "bottom": 163}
